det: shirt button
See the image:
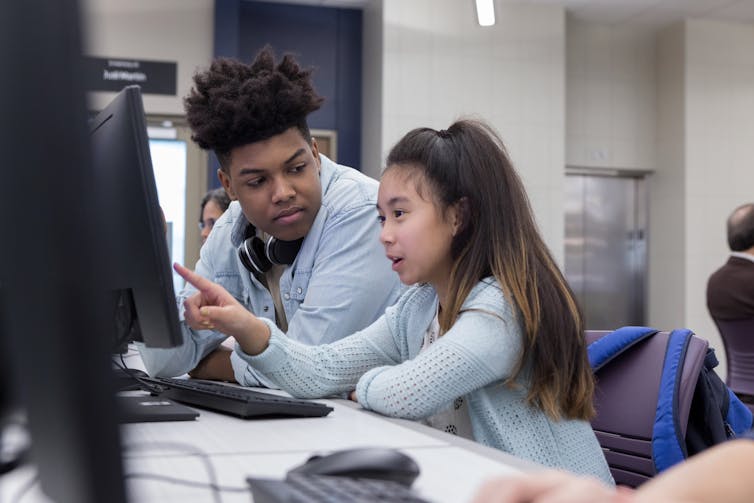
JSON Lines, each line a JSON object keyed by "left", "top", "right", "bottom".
{"left": 263, "top": 306, "right": 269, "bottom": 312}
{"left": 284, "top": 293, "right": 290, "bottom": 300}
{"left": 296, "top": 287, "right": 302, "bottom": 295}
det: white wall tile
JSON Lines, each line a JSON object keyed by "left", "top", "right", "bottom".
{"left": 565, "top": 18, "right": 657, "bottom": 171}
{"left": 379, "top": 2, "right": 566, "bottom": 251}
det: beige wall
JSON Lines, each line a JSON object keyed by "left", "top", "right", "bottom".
{"left": 81, "top": 0, "right": 214, "bottom": 266}
{"left": 81, "top": 0, "right": 214, "bottom": 115}
{"left": 361, "top": 0, "right": 384, "bottom": 179}
{"left": 652, "top": 23, "right": 687, "bottom": 332}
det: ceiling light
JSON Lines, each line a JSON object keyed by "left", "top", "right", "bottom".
{"left": 475, "top": 0, "right": 495, "bottom": 27}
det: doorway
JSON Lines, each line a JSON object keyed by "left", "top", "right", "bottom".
{"left": 146, "top": 117, "right": 207, "bottom": 290}
{"left": 564, "top": 170, "right": 649, "bottom": 330}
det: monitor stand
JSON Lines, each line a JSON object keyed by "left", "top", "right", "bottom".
{"left": 112, "top": 369, "right": 199, "bottom": 423}
{"left": 116, "top": 395, "right": 199, "bottom": 423}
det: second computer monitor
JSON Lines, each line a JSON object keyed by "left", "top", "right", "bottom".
{"left": 89, "top": 85, "right": 182, "bottom": 351}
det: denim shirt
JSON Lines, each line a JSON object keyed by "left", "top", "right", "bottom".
{"left": 138, "top": 155, "right": 402, "bottom": 386}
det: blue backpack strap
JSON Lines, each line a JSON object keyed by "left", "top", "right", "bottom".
{"left": 587, "top": 326, "right": 659, "bottom": 371}
{"left": 652, "top": 328, "right": 693, "bottom": 472}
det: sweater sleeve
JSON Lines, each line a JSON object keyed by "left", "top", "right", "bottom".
{"left": 235, "top": 315, "right": 402, "bottom": 399}
{"left": 355, "top": 296, "right": 523, "bottom": 419}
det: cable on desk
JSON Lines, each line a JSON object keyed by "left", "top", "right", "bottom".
{"left": 124, "top": 472, "right": 249, "bottom": 494}
{"left": 121, "top": 343, "right": 142, "bottom": 359}
{"left": 123, "top": 441, "right": 235, "bottom": 503}
{"left": 114, "top": 354, "right": 163, "bottom": 394}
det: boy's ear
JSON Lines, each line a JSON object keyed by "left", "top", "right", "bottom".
{"left": 217, "top": 168, "right": 236, "bottom": 200}
{"left": 310, "top": 137, "right": 321, "bottom": 174}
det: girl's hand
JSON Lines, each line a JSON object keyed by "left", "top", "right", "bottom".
{"left": 174, "top": 263, "right": 271, "bottom": 355}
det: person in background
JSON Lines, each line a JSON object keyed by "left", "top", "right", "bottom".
{"left": 470, "top": 436, "right": 754, "bottom": 503}
{"left": 199, "top": 187, "right": 231, "bottom": 244}
{"left": 707, "top": 203, "right": 754, "bottom": 321}
{"left": 138, "top": 47, "right": 401, "bottom": 385}
{"left": 173, "top": 119, "right": 612, "bottom": 482}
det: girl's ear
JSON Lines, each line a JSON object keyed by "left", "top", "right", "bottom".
{"left": 450, "top": 197, "right": 470, "bottom": 237}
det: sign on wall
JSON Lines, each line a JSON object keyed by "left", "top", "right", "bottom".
{"left": 84, "top": 57, "right": 177, "bottom": 95}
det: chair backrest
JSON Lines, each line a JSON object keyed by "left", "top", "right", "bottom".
{"left": 586, "top": 329, "right": 708, "bottom": 488}
{"left": 713, "top": 317, "right": 754, "bottom": 397}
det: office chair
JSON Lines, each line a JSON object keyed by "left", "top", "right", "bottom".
{"left": 713, "top": 317, "right": 754, "bottom": 412}
{"left": 586, "top": 329, "right": 708, "bottom": 488}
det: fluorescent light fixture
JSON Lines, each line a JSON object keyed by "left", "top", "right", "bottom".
{"left": 475, "top": 0, "right": 495, "bottom": 26}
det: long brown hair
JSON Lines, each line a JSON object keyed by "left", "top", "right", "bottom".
{"left": 385, "top": 120, "right": 594, "bottom": 420}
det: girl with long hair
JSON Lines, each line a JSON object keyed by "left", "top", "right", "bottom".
{"left": 174, "top": 119, "right": 612, "bottom": 481}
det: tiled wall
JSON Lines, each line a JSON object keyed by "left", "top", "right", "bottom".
{"left": 684, "top": 19, "right": 754, "bottom": 370}
{"left": 366, "top": 0, "right": 567, "bottom": 263}
{"left": 566, "top": 19, "right": 656, "bottom": 171}
{"left": 566, "top": 17, "right": 754, "bottom": 376}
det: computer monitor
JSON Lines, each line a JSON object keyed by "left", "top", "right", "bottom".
{"left": 0, "top": 0, "right": 129, "bottom": 500}
{"left": 0, "top": 1, "right": 180, "bottom": 501}
{"left": 88, "top": 85, "right": 183, "bottom": 353}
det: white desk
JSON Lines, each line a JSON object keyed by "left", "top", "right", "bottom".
{"left": 2, "top": 391, "right": 535, "bottom": 503}
{"left": 120, "top": 394, "right": 535, "bottom": 502}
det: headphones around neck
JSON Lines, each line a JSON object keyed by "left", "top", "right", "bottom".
{"left": 237, "top": 225, "right": 303, "bottom": 275}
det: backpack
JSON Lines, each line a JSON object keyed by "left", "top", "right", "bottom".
{"left": 587, "top": 326, "right": 753, "bottom": 478}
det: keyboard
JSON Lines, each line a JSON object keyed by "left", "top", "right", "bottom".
{"left": 247, "top": 473, "right": 431, "bottom": 503}
{"left": 142, "top": 377, "right": 333, "bottom": 419}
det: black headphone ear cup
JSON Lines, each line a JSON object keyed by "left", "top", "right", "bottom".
{"left": 237, "top": 236, "right": 272, "bottom": 275}
{"left": 266, "top": 237, "right": 304, "bottom": 266}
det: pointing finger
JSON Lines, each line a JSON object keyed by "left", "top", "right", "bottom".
{"left": 174, "top": 263, "right": 215, "bottom": 293}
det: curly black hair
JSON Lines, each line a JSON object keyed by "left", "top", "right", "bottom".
{"left": 184, "top": 46, "right": 324, "bottom": 169}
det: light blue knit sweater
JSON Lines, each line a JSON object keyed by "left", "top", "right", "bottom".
{"left": 239, "top": 278, "right": 613, "bottom": 483}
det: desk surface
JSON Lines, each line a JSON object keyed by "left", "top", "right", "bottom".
{"left": 2, "top": 368, "right": 537, "bottom": 502}
{"left": 116, "top": 393, "right": 534, "bottom": 503}
{"left": 2, "top": 395, "right": 534, "bottom": 503}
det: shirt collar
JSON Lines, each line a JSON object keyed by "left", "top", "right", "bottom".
{"left": 730, "top": 251, "right": 754, "bottom": 264}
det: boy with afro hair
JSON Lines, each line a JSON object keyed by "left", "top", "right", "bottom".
{"left": 139, "top": 47, "right": 401, "bottom": 385}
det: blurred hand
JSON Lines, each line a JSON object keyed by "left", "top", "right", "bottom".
{"left": 470, "top": 470, "right": 632, "bottom": 503}
{"left": 174, "top": 263, "right": 271, "bottom": 355}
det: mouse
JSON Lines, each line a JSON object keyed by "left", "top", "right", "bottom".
{"left": 288, "top": 447, "right": 420, "bottom": 487}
